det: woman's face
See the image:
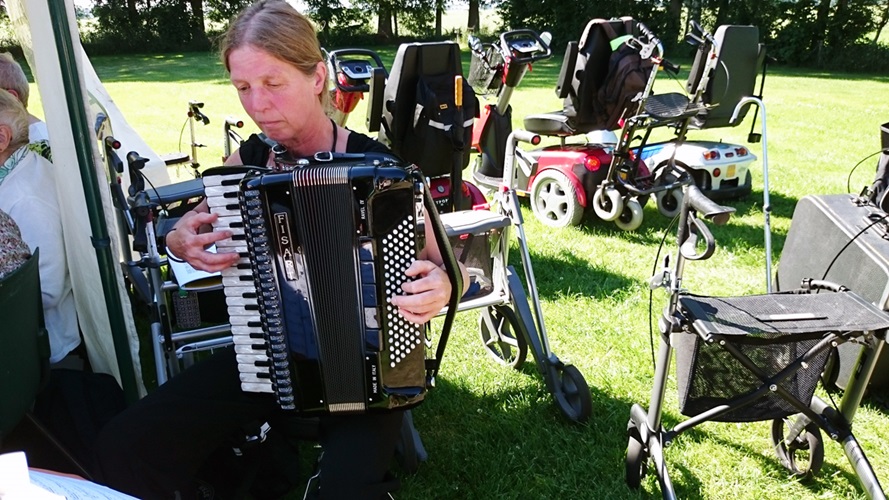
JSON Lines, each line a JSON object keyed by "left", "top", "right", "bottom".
{"left": 228, "top": 45, "right": 325, "bottom": 145}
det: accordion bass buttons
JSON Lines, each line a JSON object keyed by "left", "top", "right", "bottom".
{"left": 359, "top": 237, "right": 383, "bottom": 351}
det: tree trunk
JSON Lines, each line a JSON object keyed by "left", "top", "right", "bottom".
{"left": 468, "top": 0, "right": 480, "bottom": 33}
{"left": 666, "top": 0, "right": 682, "bottom": 48}
{"left": 813, "top": 0, "right": 831, "bottom": 62}
{"left": 126, "top": 0, "right": 138, "bottom": 24}
{"left": 875, "top": 2, "right": 889, "bottom": 44}
{"left": 188, "top": 0, "right": 208, "bottom": 47}
{"left": 377, "top": 4, "right": 393, "bottom": 39}
{"left": 828, "top": 0, "right": 848, "bottom": 48}
{"left": 435, "top": 0, "right": 443, "bottom": 37}
{"left": 714, "top": 0, "right": 730, "bottom": 28}
{"left": 687, "top": 0, "right": 703, "bottom": 32}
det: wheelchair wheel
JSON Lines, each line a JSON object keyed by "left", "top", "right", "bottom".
{"left": 614, "top": 198, "right": 644, "bottom": 231}
{"left": 770, "top": 417, "right": 824, "bottom": 479}
{"left": 553, "top": 364, "right": 592, "bottom": 423}
{"left": 625, "top": 420, "right": 648, "bottom": 489}
{"left": 530, "top": 170, "right": 584, "bottom": 228}
{"left": 478, "top": 305, "right": 528, "bottom": 369}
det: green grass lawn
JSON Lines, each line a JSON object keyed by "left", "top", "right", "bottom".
{"left": 31, "top": 46, "right": 889, "bottom": 499}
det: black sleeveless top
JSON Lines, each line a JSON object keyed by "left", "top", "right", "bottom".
{"left": 238, "top": 130, "right": 392, "bottom": 167}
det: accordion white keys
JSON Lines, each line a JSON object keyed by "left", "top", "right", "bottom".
{"left": 203, "top": 157, "right": 430, "bottom": 414}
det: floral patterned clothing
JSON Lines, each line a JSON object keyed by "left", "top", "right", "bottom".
{"left": 0, "top": 209, "right": 30, "bottom": 279}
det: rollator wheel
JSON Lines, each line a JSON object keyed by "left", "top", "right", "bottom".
{"left": 770, "top": 417, "right": 825, "bottom": 479}
{"left": 478, "top": 305, "right": 528, "bottom": 369}
{"left": 655, "top": 188, "right": 683, "bottom": 219}
{"left": 654, "top": 166, "right": 683, "bottom": 218}
{"left": 530, "top": 170, "right": 584, "bottom": 228}
{"left": 625, "top": 420, "right": 648, "bottom": 489}
{"left": 553, "top": 364, "right": 592, "bottom": 423}
{"left": 614, "top": 198, "right": 644, "bottom": 231}
{"left": 592, "top": 186, "right": 623, "bottom": 222}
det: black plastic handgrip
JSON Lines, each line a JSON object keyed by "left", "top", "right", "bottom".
{"left": 685, "top": 184, "right": 734, "bottom": 225}
{"left": 661, "top": 59, "right": 680, "bottom": 76}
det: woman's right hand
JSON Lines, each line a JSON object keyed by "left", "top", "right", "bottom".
{"left": 165, "top": 199, "right": 240, "bottom": 272}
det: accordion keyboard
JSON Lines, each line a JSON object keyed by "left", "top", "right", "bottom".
{"left": 204, "top": 171, "right": 290, "bottom": 400}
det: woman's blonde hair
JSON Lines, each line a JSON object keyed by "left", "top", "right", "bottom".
{"left": 0, "top": 89, "right": 30, "bottom": 151}
{"left": 220, "top": 0, "right": 328, "bottom": 107}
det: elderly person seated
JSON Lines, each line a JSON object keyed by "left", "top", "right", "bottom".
{"left": 0, "top": 89, "right": 80, "bottom": 366}
{"left": 0, "top": 52, "right": 50, "bottom": 160}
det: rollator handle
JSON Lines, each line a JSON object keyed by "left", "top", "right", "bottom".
{"left": 511, "top": 130, "right": 540, "bottom": 146}
{"left": 685, "top": 184, "right": 734, "bottom": 225}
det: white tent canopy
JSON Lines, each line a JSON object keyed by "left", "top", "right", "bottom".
{"left": 7, "top": 0, "right": 159, "bottom": 398}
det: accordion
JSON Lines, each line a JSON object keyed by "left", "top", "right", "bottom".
{"left": 203, "top": 154, "right": 458, "bottom": 414}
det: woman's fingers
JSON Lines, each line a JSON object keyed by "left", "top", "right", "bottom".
{"left": 390, "top": 260, "right": 452, "bottom": 324}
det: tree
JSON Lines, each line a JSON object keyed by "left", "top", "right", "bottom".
{"left": 876, "top": 0, "right": 889, "bottom": 43}
{"left": 468, "top": 0, "right": 479, "bottom": 32}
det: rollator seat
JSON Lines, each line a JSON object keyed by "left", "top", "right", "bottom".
{"left": 644, "top": 93, "right": 708, "bottom": 122}
{"left": 674, "top": 290, "right": 889, "bottom": 422}
{"left": 680, "top": 291, "right": 889, "bottom": 338}
{"left": 438, "top": 209, "right": 510, "bottom": 237}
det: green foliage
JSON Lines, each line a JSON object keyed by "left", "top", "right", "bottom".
{"left": 84, "top": 0, "right": 209, "bottom": 54}
{"left": 497, "top": 0, "right": 664, "bottom": 51}
{"left": 816, "top": 40, "right": 889, "bottom": 72}
{"left": 205, "top": 0, "right": 252, "bottom": 24}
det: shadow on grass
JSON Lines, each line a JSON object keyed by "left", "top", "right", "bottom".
{"left": 508, "top": 244, "right": 639, "bottom": 301}
{"left": 568, "top": 187, "right": 800, "bottom": 262}
{"left": 401, "top": 376, "right": 654, "bottom": 499}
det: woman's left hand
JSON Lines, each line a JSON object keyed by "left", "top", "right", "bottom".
{"left": 390, "top": 259, "right": 452, "bottom": 324}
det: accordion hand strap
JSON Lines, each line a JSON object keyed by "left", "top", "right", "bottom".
{"left": 419, "top": 173, "right": 463, "bottom": 382}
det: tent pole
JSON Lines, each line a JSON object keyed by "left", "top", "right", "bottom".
{"left": 45, "top": 0, "right": 139, "bottom": 403}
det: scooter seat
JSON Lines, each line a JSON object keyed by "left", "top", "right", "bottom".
{"left": 523, "top": 111, "right": 577, "bottom": 137}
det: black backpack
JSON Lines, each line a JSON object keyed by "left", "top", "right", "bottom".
{"left": 399, "top": 71, "right": 479, "bottom": 180}
{"left": 594, "top": 24, "right": 654, "bottom": 130}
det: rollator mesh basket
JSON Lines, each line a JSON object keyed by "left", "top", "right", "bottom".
{"left": 468, "top": 45, "right": 504, "bottom": 95}
{"left": 674, "top": 291, "right": 889, "bottom": 422}
{"left": 441, "top": 211, "right": 509, "bottom": 299}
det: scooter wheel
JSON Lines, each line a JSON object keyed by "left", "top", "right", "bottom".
{"left": 530, "top": 170, "right": 584, "bottom": 227}
{"left": 592, "top": 186, "right": 622, "bottom": 221}
{"left": 770, "top": 416, "right": 824, "bottom": 479}
{"left": 614, "top": 198, "right": 644, "bottom": 231}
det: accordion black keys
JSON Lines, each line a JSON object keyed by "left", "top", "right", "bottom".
{"left": 203, "top": 158, "right": 433, "bottom": 414}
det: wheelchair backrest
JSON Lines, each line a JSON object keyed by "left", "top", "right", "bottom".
{"left": 377, "top": 41, "right": 478, "bottom": 179}
{"left": 557, "top": 17, "right": 640, "bottom": 132}
{"left": 686, "top": 25, "right": 764, "bottom": 129}
{"left": 0, "top": 250, "right": 48, "bottom": 440}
